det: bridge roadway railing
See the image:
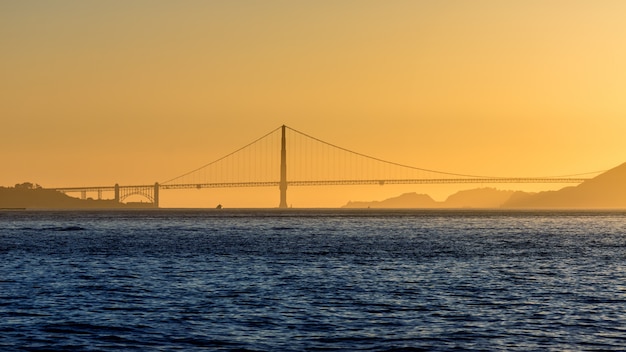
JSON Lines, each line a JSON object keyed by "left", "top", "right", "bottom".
{"left": 51, "top": 177, "right": 589, "bottom": 194}
{"left": 160, "top": 182, "right": 280, "bottom": 190}
{"left": 52, "top": 185, "right": 117, "bottom": 192}
{"left": 159, "top": 177, "right": 590, "bottom": 189}
{"left": 285, "top": 178, "right": 590, "bottom": 186}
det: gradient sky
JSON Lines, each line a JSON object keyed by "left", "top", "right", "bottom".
{"left": 2, "top": 1, "right": 625, "bottom": 207}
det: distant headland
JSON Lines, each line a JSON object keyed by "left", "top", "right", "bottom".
{"left": 344, "top": 162, "right": 626, "bottom": 209}
{"left": 0, "top": 183, "right": 153, "bottom": 210}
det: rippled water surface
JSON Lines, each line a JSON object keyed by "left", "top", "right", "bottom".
{"left": 1, "top": 209, "right": 626, "bottom": 351}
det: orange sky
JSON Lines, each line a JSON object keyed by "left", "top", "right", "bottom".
{"left": 2, "top": 1, "right": 625, "bottom": 207}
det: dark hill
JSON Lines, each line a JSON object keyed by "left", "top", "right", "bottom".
{"left": 342, "top": 188, "right": 520, "bottom": 209}
{"left": 343, "top": 192, "right": 439, "bottom": 208}
{"left": 503, "top": 162, "right": 626, "bottom": 208}
{"left": 0, "top": 186, "right": 150, "bottom": 209}
{"left": 444, "top": 188, "right": 515, "bottom": 208}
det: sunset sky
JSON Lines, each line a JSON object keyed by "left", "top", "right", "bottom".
{"left": 2, "top": 1, "right": 625, "bottom": 207}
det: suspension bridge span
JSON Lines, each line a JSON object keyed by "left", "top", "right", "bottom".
{"left": 50, "top": 125, "right": 595, "bottom": 208}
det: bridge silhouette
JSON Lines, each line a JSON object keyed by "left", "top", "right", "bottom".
{"left": 50, "top": 125, "right": 595, "bottom": 208}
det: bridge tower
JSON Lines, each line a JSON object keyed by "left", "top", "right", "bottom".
{"left": 279, "top": 125, "right": 288, "bottom": 208}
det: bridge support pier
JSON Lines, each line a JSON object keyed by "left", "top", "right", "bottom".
{"left": 114, "top": 184, "right": 120, "bottom": 203}
{"left": 279, "top": 125, "right": 288, "bottom": 208}
{"left": 154, "top": 182, "right": 160, "bottom": 208}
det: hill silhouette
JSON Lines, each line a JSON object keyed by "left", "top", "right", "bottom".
{"left": 342, "top": 188, "right": 514, "bottom": 209}
{"left": 503, "top": 162, "right": 626, "bottom": 208}
{"left": 0, "top": 183, "right": 152, "bottom": 209}
{"left": 343, "top": 192, "right": 439, "bottom": 208}
{"left": 342, "top": 163, "right": 626, "bottom": 209}
{"left": 444, "top": 188, "right": 515, "bottom": 208}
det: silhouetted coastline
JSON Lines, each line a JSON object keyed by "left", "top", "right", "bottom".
{"left": 344, "top": 162, "right": 626, "bottom": 209}
{"left": 4, "top": 162, "right": 625, "bottom": 210}
{"left": 0, "top": 183, "right": 153, "bottom": 210}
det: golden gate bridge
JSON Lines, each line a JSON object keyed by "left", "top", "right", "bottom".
{"left": 49, "top": 125, "right": 597, "bottom": 208}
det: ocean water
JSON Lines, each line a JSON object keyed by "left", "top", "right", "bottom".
{"left": 1, "top": 209, "right": 626, "bottom": 351}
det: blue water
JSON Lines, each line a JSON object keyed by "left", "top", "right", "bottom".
{"left": 1, "top": 209, "right": 626, "bottom": 351}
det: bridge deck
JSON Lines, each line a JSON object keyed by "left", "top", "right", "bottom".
{"left": 50, "top": 177, "right": 589, "bottom": 193}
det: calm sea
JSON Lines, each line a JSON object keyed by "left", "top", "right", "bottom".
{"left": 1, "top": 209, "right": 626, "bottom": 351}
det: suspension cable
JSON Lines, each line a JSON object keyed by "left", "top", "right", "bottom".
{"left": 161, "top": 126, "right": 282, "bottom": 184}
{"left": 285, "top": 126, "right": 495, "bottom": 178}
{"left": 162, "top": 124, "right": 606, "bottom": 184}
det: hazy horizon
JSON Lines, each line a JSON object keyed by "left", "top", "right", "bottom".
{"left": 2, "top": 1, "right": 625, "bottom": 207}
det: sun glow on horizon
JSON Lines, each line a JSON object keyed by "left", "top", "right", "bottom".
{"left": 2, "top": 1, "right": 625, "bottom": 207}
